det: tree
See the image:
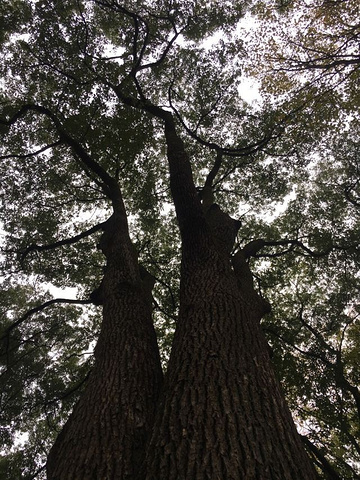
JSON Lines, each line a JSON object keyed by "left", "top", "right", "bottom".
{"left": 0, "top": 0, "right": 358, "bottom": 478}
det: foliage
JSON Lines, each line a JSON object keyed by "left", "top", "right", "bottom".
{"left": 245, "top": 0, "right": 360, "bottom": 132}
{"left": 0, "top": 0, "right": 359, "bottom": 477}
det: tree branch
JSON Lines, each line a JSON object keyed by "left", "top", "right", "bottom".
{"left": 20, "top": 221, "right": 106, "bottom": 260}
{"left": 275, "top": 54, "right": 360, "bottom": 72}
{"left": 94, "top": 0, "right": 151, "bottom": 78}
{"left": 25, "top": 464, "right": 47, "bottom": 480}
{"left": 300, "top": 435, "right": 342, "bottom": 480}
{"left": 344, "top": 182, "right": 360, "bottom": 208}
{"left": 0, "top": 141, "right": 61, "bottom": 160}
{"left": 138, "top": 28, "right": 181, "bottom": 72}
{"left": 44, "top": 369, "right": 91, "bottom": 407}
{"left": 0, "top": 298, "right": 92, "bottom": 342}
{"left": 168, "top": 88, "right": 276, "bottom": 157}
{"left": 250, "top": 238, "right": 358, "bottom": 258}
{"left": 334, "top": 353, "right": 360, "bottom": 420}
{"left": 204, "top": 151, "right": 223, "bottom": 189}
{"left": 264, "top": 326, "right": 332, "bottom": 366}
{"left": 0, "top": 104, "right": 121, "bottom": 204}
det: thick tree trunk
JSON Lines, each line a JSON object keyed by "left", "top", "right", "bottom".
{"left": 144, "top": 253, "right": 317, "bottom": 479}
{"left": 46, "top": 212, "right": 163, "bottom": 479}
{"left": 142, "top": 119, "right": 318, "bottom": 479}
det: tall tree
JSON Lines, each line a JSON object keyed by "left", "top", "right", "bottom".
{"left": 0, "top": 0, "right": 358, "bottom": 478}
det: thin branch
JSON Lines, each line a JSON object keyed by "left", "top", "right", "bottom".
{"left": 297, "top": 301, "right": 336, "bottom": 355}
{"left": 264, "top": 326, "right": 332, "bottom": 365}
{"left": 152, "top": 296, "right": 177, "bottom": 322}
{"left": 204, "top": 151, "right": 223, "bottom": 188}
{"left": 213, "top": 157, "right": 254, "bottom": 187}
{"left": 0, "top": 141, "right": 61, "bottom": 160}
{"left": 23, "top": 43, "right": 93, "bottom": 87}
{"left": 252, "top": 238, "right": 359, "bottom": 258}
{"left": 25, "top": 464, "right": 46, "bottom": 480}
{"left": 94, "top": 0, "right": 151, "bottom": 76}
{"left": 168, "top": 89, "right": 276, "bottom": 157}
{"left": 20, "top": 221, "right": 106, "bottom": 260}
{"left": 0, "top": 104, "right": 120, "bottom": 201}
{"left": 344, "top": 182, "right": 360, "bottom": 208}
{"left": 44, "top": 370, "right": 91, "bottom": 407}
{"left": 300, "top": 435, "right": 342, "bottom": 480}
{"left": 112, "top": 84, "right": 171, "bottom": 121}
{"left": 334, "top": 353, "right": 360, "bottom": 420}
{"left": 138, "top": 29, "right": 181, "bottom": 72}
{"left": 0, "top": 298, "right": 92, "bottom": 342}
{"left": 344, "top": 429, "right": 360, "bottom": 456}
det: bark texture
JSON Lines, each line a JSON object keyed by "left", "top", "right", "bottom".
{"left": 142, "top": 117, "right": 318, "bottom": 479}
{"left": 47, "top": 209, "right": 163, "bottom": 479}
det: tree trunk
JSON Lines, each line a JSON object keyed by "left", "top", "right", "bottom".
{"left": 46, "top": 212, "right": 163, "bottom": 479}
{"left": 142, "top": 118, "right": 318, "bottom": 479}
{"left": 144, "top": 251, "right": 317, "bottom": 479}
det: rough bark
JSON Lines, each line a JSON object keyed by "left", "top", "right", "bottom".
{"left": 142, "top": 118, "right": 318, "bottom": 479}
{"left": 46, "top": 209, "right": 163, "bottom": 479}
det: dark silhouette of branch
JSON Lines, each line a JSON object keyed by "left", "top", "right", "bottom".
{"left": 204, "top": 151, "right": 223, "bottom": 188}
{"left": 95, "top": 0, "right": 183, "bottom": 77}
{"left": 138, "top": 29, "right": 181, "bottom": 72}
{"left": 25, "top": 464, "right": 46, "bottom": 480}
{"left": 0, "top": 140, "right": 61, "bottom": 160}
{"left": 0, "top": 298, "right": 92, "bottom": 342}
{"left": 264, "top": 326, "right": 332, "bottom": 365}
{"left": 20, "top": 221, "right": 106, "bottom": 259}
{"left": 0, "top": 104, "right": 121, "bottom": 203}
{"left": 152, "top": 297, "right": 177, "bottom": 322}
{"left": 267, "top": 312, "right": 360, "bottom": 420}
{"left": 344, "top": 430, "right": 360, "bottom": 457}
{"left": 344, "top": 182, "right": 360, "bottom": 208}
{"left": 212, "top": 157, "right": 254, "bottom": 187}
{"left": 250, "top": 238, "right": 359, "bottom": 258}
{"left": 274, "top": 55, "right": 360, "bottom": 72}
{"left": 44, "top": 370, "right": 91, "bottom": 407}
{"left": 168, "top": 88, "right": 276, "bottom": 157}
{"left": 334, "top": 354, "right": 360, "bottom": 420}
{"left": 296, "top": 300, "right": 337, "bottom": 355}
{"left": 300, "top": 435, "right": 342, "bottom": 480}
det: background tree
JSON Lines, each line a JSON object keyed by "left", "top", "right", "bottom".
{"left": 0, "top": 0, "right": 359, "bottom": 478}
